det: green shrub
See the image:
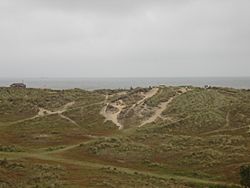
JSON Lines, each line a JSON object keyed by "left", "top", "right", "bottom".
{"left": 240, "top": 165, "right": 250, "bottom": 188}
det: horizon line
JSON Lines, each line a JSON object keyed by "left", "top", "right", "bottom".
{"left": 0, "top": 76, "right": 250, "bottom": 79}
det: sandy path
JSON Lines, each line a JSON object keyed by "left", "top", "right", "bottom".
{"left": 130, "top": 88, "right": 159, "bottom": 110}
{"left": 99, "top": 91, "right": 128, "bottom": 129}
{"left": 201, "top": 111, "right": 250, "bottom": 136}
{"left": 100, "top": 100, "right": 126, "bottom": 130}
{"left": 10, "top": 102, "right": 80, "bottom": 127}
{"left": 37, "top": 101, "right": 75, "bottom": 116}
{"left": 100, "top": 88, "right": 159, "bottom": 130}
{"left": 139, "top": 97, "right": 175, "bottom": 127}
{"left": 139, "top": 87, "right": 189, "bottom": 127}
{"left": 44, "top": 135, "right": 100, "bottom": 154}
{"left": 59, "top": 114, "right": 80, "bottom": 127}
{"left": 202, "top": 125, "right": 250, "bottom": 136}
{"left": 101, "top": 87, "right": 190, "bottom": 129}
{"left": 37, "top": 102, "right": 80, "bottom": 127}
{"left": 225, "top": 111, "right": 230, "bottom": 127}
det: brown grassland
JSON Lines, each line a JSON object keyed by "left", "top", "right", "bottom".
{"left": 0, "top": 86, "right": 249, "bottom": 187}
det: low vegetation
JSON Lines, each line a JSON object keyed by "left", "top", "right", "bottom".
{"left": 0, "top": 86, "right": 249, "bottom": 187}
{"left": 0, "top": 158, "right": 65, "bottom": 187}
{"left": 0, "top": 145, "right": 22, "bottom": 152}
{"left": 240, "top": 165, "right": 250, "bottom": 188}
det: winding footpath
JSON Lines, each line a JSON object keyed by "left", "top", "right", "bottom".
{"left": 130, "top": 88, "right": 159, "bottom": 109}
{"left": 100, "top": 88, "right": 159, "bottom": 129}
{"left": 10, "top": 102, "right": 80, "bottom": 128}
{"left": 0, "top": 142, "right": 234, "bottom": 187}
{"left": 139, "top": 97, "right": 175, "bottom": 127}
{"left": 100, "top": 100, "right": 126, "bottom": 130}
{"left": 139, "top": 87, "right": 189, "bottom": 127}
{"left": 100, "top": 87, "right": 190, "bottom": 129}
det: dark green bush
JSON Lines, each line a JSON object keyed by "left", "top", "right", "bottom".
{"left": 240, "top": 165, "right": 250, "bottom": 188}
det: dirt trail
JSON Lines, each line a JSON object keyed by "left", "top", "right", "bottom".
{"left": 43, "top": 135, "right": 100, "bottom": 154}
{"left": 130, "top": 88, "right": 159, "bottom": 109}
{"left": 202, "top": 125, "right": 250, "bottom": 136}
{"left": 225, "top": 111, "right": 230, "bottom": 127}
{"left": 100, "top": 100, "right": 126, "bottom": 130}
{"left": 0, "top": 150, "right": 232, "bottom": 187}
{"left": 37, "top": 102, "right": 80, "bottom": 127}
{"left": 37, "top": 101, "right": 75, "bottom": 116}
{"left": 10, "top": 102, "right": 80, "bottom": 127}
{"left": 139, "top": 97, "right": 175, "bottom": 127}
{"left": 100, "top": 92, "right": 128, "bottom": 129}
{"left": 100, "top": 88, "right": 159, "bottom": 130}
{"left": 201, "top": 111, "right": 250, "bottom": 136}
{"left": 139, "top": 87, "right": 189, "bottom": 127}
{"left": 101, "top": 87, "right": 190, "bottom": 129}
{"left": 59, "top": 114, "right": 79, "bottom": 127}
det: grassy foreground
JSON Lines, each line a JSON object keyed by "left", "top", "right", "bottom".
{"left": 0, "top": 86, "right": 249, "bottom": 187}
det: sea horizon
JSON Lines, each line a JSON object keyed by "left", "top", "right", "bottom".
{"left": 0, "top": 77, "right": 249, "bottom": 90}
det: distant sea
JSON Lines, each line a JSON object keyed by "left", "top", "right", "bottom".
{"left": 0, "top": 77, "right": 249, "bottom": 90}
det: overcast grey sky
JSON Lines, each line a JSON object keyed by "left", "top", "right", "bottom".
{"left": 0, "top": 0, "right": 249, "bottom": 77}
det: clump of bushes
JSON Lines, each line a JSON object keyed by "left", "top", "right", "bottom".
{"left": 0, "top": 145, "right": 23, "bottom": 152}
{"left": 240, "top": 165, "right": 250, "bottom": 188}
{"left": 207, "top": 135, "right": 244, "bottom": 146}
{"left": 0, "top": 158, "right": 25, "bottom": 169}
{"left": 27, "top": 164, "right": 65, "bottom": 188}
{"left": 45, "top": 146, "right": 65, "bottom": 152}
{"left": 0, "top": 158, "right": 8, "bottom": 167}
{"left": 84, "top": 136, "right": 152, "bottom": 162}
{"left": 182, "top": 149, "right": 224, "bottom": 167}
{"left": 145, "top": 87, "right": 177, "bottom": 107}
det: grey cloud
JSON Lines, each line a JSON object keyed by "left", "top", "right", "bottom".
{"left": 0, "top": 0, "right": 249, "bottom": 77}
{"left": 12, "top": 0, "right": 190, "bottom": 13}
